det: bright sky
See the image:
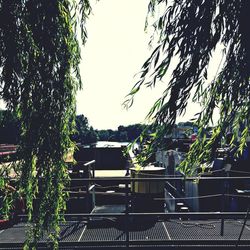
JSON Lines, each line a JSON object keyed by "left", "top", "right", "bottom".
{"left": 77, "top": 0, "right": 222, "bottom": 130}
{"left": 77, "top": 0, "right": 166, "bottom": 130}
{"left": 0, "top": 0, "right": 223, "bottom": 130}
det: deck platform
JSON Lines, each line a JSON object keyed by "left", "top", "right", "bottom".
{"left": 1, "top": 218, "right": 250, "bottom": 249}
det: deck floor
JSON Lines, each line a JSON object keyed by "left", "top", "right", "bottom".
{"left": 1, "top": 218, "right": 250, "bottom": 247}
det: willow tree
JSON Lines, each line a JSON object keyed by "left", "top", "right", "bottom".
{"left": 0, "top": 0, "right": 91, "bottom": 248}
{"left": 126, "top": 0, "right": 250, "bottom": 175}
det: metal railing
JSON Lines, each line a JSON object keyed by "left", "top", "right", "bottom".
{"left": 3, "top": 160, "right": 250, "bottom": 249}
{"left": 70, "top": 172, "right": 250, "bottom": 247}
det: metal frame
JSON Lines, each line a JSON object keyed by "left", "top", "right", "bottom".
{"left": 2, "top": 169, "right": 250, "bottom": 249}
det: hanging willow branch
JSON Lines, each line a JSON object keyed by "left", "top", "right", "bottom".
{"left": 0, "top": 0, "right": 91, "bottom": 248}
{"left": 125, "top": 0, "right": 250, "bottom": 175}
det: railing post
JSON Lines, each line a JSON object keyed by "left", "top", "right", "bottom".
{"left": 125, "top": 181, "right": 130, "bottom": 248}
{"left": 92, "top": 161, "right": 95, "bottom": 179}
{"left": 91, "top": 161, "right": 95, "bottom": 209}
{"left": 220, "top": 187, "right": 225, "bottom": 236}
{"left": 236, "top": 205, "right": 250, "bottom": 247}
{"left": 84, "top": 160, "right": 96, "bottom": 214}
{"left": 86, "top": 177, "right": 90, "bottom": 223}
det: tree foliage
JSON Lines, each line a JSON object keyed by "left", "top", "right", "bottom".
{"left": 72, "top": 114, "right": 99, "bottom": 144}
{"left": 97, "top": 124, "right": 146, "bottom": 142}
{"left": 0, "top": 0, "right": 91, "bottom": 248}
{"left": 0, "top": 112, "right": 99, "bottom": 146}
{"left": 126, "top": 0, "right": 250, "bottom": 175}
{"left": 0, "top": 109, "right": 20, "bottom": 144}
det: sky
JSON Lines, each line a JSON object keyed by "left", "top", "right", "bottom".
{"left": 77, "top": 0, "right": 167, "bottom": 130}
{"left": 0, "top": 0, "right": 223, "bottom": 130}
{"left": 77, "top": 0, "right": 222, "bottom": 130}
